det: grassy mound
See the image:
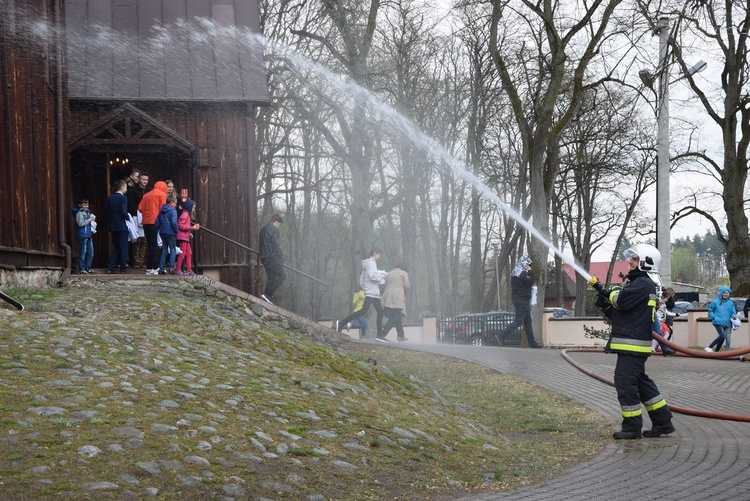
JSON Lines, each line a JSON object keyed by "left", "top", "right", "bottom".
{"left": 0, "top": 280, "right": 607, "bottom": 499}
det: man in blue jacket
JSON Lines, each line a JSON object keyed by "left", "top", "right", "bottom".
{"left": 106, "top": 179, "right": 129, "bottom": 274}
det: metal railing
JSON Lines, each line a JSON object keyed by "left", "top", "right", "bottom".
{"left": 437, "top": 312, "right": 522, "bottom": 347}
{"left": 0, "top": 290, "right": 24, "bottom": 310}
{"left": 199, "top": 226, "right": 330, "bottom": 298}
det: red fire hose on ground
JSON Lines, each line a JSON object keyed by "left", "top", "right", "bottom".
{"left": 561, "top": 332, "right": 750, "bottom": 422}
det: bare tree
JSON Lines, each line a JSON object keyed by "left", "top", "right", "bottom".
{"left": 488, "top": 0, "right": 627, "bottom": 343}
{"left": 555, "top": 87, "right": 657, "bottom": 314}
{"left": 640, "top": 1, "right": 750, "bottom": 294}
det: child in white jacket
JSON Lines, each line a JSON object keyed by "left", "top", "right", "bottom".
{"left": 336, "top": 248, "right": 386, "bottom": 337}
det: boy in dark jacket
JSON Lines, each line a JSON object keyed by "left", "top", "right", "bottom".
{"left": 106, "top": 179, "right": 129, "bottom": 274}
{"left": 156, "top": 194, "right": 179, "bottom": 274}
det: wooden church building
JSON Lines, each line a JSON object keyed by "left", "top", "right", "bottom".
{"left": 1, "top": 0, "right": 270, "bottom": 293}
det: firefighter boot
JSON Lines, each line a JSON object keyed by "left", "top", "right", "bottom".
{"left": 614, "top": 415, "right": 642, "bottom": 439}
{"left": 643, "top": 422, "right": 675, "bottom": 438}
{"left": 613, "top": 429, "right": 642, "bottom": 440}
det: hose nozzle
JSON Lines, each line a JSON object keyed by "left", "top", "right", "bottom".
{"left": 587, "top": 276, "right": 606, "bottom": 294}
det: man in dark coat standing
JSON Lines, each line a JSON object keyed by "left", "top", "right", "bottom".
{"left": 106, "top": 179, "right": 130, "bottom": 274}
{"left": 259, "top": 214, "right": 285, "bottom": 303}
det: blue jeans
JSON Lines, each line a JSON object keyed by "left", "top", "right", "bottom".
{"left": 159, "top": 234, "right": 177, "bottom": 271}
{"left": 78, "top": 237, "right": 94, "bottom": 272}
{"left": 708, "top": 324, "right": 730, "bottom": 351}
{"left": 349, "top": 315, "right": 367, "bottom": 338}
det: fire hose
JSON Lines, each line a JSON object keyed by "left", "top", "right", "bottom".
{"left": 563, "top": 275, "right": 750, "bottom": 422}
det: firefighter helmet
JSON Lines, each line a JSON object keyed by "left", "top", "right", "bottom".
{"left": 623, "top": 243, "right": 661, "bottom": 273}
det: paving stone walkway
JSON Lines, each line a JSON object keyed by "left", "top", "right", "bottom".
{"left": 401, "top": 343, "right": 750, "bottom": 501}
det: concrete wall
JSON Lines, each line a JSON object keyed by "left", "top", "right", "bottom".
{"left": 326, "top": 308, "right": 749, "bottom": 349}
{"left": 0, "top": 269, "right": 63, "bottom": 289}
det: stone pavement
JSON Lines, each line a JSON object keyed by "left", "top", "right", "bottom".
{"left": 400, "top": 343, "right": 750, "bottom": 501}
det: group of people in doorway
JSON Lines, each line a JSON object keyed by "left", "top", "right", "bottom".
{"left": 74, "top": 168, "right": 200, "bottom": 276}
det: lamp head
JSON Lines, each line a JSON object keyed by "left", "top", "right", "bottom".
{"left": 687, "top": 60, "right": 707, "bottom": 76}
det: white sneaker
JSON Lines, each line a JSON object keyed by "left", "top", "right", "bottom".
{"left": 146, "top": 269, "right": 159, "bottom": 275}
{"left": 704, "top": 347, "right": 713, "bottom": 352}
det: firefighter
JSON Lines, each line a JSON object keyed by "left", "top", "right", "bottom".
{"left": 589, "top": 244, "right": 676, "bottom": 440}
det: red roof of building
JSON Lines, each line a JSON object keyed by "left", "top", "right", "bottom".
{"left": 562, "top": 261, "right": 631, "bottom": 285}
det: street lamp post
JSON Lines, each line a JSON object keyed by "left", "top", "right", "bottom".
{"left": 639, "top": 17, "right": 706, "bottom": 286}
{"left": 493, "top": 243, "right": 501, "bottom": 312}
{"left": 655, "top": 16, "right": 672, "bottom": 286}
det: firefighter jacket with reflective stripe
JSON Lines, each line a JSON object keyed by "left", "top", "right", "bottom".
{"left": 605, "top": 269, "right": 657, "bottom": 357}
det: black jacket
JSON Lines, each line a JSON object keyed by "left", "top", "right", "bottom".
{"left": 259, "top": 222, "right": 283, "bottom": 264}
{"left": 510, "top": 270, "right": 535, "bottom": 303}
{"left": 126, "top": 184, "right": 146, "bottom": 216}
{"left": 606, "top": 268, "right": 657, "bottom": 357}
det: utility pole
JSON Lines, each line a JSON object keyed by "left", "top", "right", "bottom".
{"left": 656, "top": 16, "right": 671, "bottom": 286}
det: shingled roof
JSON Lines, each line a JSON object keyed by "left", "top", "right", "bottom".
{"left": 66, "top": 0, "right": 270, "bottom": 102}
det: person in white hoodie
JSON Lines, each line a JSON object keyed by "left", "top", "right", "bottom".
{"left": 336, "top": 248, "right": 387, "bottom": 337}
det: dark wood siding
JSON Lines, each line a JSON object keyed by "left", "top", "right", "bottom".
{"left": 1, "top": 0, "right": 67, "bottom": 267}
{"left": 2, "top": 1, "right": 266, "bottom": 293}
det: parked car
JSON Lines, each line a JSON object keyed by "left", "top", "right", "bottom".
{"left": 734, "top": 298, "right": 749, "bottom": 317}
{"left": 671, "top": 301, "right": 695, "bottom": 315}
{"left": 436, "top": 312, "right": 522, "bottom": 347}
{"left": 550, "top": 307, "right": 574, "bottom": 318}
{"left": 466, "top": 312, "right": 523, "bottom": 347}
